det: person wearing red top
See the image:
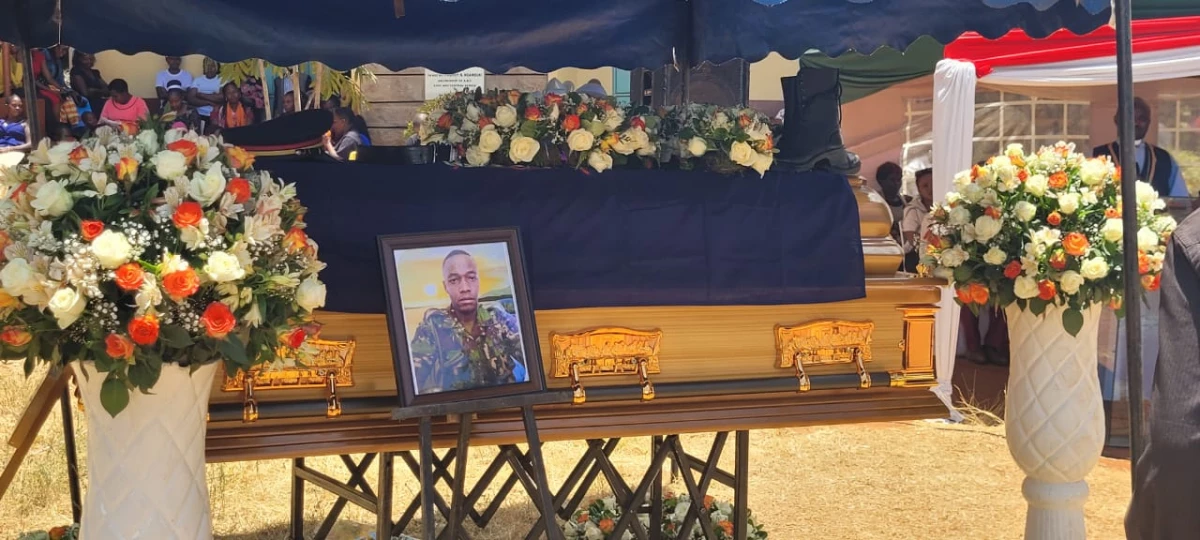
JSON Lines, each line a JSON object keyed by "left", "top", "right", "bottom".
{"left": 99, "top": 79, "right": 148, "bottom": 133}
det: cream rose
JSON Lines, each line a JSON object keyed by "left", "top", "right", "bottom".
{"left": 728, "top": 141, "right": 756, "bottom": 167}
{"left": 1154, "top": 215, "right": 1179, "bottom": 235}
{"left": 1014, "top": 276, "right": 1040, "bottom": 300}
{"left": 1025, "top": 174, "right": 1049, "bottom": 197}
{"left": 204, "top": 251, "right": 247, "bottom": 283}
{"left": 939, "top": 246, "right": 968, "bottom": 268}
{"left": 508, "top": 135, "right": 541, "bottom": 164}
{"left": 477, "top": 127, "right": 503, "bottom": 154}
{"left": 494, "top": 105, "right": 518, "bottom": 128}
{"left": 296, "top": 276, "right": 327, "bottom": 312}
{"left": 961, "top": 183, "right": 984, "bottom": 203}
{"left": 188, "top": 166, "right": 227, "bottom": 206}
{"left": 30, "top": 180, "right": 74, "bottom": 217}
{"left": 1014, "top": 201, "right": 1037, "bottom": 222}
{"left": 48, "top": 287, "right": 87, "bottom": 329}
{"left": 1102, "top": 219, "right": 1123, "bottom": 243}
{"left": 1, "top": 258, "right": 36, "bottom": 298}
{"left": 466, "top": 103, "right": 481, "bottom": 122}
{"left": 983, "top": 246, "right": 1007, "bottom": 265}
{"left": 1057, "top": 193, "right": 1080, "bottom": 215}
{"left": 587, "top": 151, "right": 613, "bottom": 173}
{"left": 948, "top": 206, "right": 971, "bottom": 226}
{"left": 1059, "top": 270, "right": 1085, "bottom": 295}
{"left": 750, "top": 152, "right": 773, "bottom": 177}
{"left": 612, "top": 135, "right": 638, "bottom": 156}
{"left": 151, "top": 150, "right": 188, "bottom": 180}
{"left": 974, "top": 216, "right": 1002, "bottom": 243}
{"left": 953, "top": 170, "right": 972, "bottom": 189}
{"left": 1079, "top": 159, "right": 1108, "bottom": 186}
{"left": 974, "top": 169, "right": 995, "bottom": 189}
{"left": 567, "top": 129, "right": 595, "bottom": 152}
{"left": 464, "top": 146, "right": 491, "bottom": 167}
{"left": 1136, "top": 181, "right": 1157, "bottom": 206}
{"left": 1080, "top": 257, "right": 1110, "bottom": 281}
{"left": 136, "top": 129, "right": 160, "bottom": 155}
{"left": 1137, "top": 227, "right": 1160, "bottom": 251}
{"left": 91, "top": 230, "right": 133, "bottom": 269}
{"left": 687, "top": 137, "right": 708, "bottom": 158}
{"left": 603, "top": 110, "right": 624, "bottom": 132}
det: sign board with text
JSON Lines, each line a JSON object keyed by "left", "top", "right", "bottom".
{"left": 424, "top": 68, "right": 486, "bottom": 99}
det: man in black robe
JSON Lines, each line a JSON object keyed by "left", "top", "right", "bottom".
{"left": 1127, "top": 210, "right": 1200, "bottom": 539}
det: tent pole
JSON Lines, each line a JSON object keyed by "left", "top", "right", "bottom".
{"left": 1114, "top": 0, "right": 1144, "bottom": 475}
{"left": 2, "top": 43, "right": 10, "bottom": 100}
{"left": 20, "top": 47, "right": 41, "bottom": 143}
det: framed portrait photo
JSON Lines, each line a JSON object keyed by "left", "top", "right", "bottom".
{"left": 379, "top": 227, "right": 545, "bottom": 408}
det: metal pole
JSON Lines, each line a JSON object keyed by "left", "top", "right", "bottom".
{"left": 59, "top": 389, "right": 82, "bottom": 523}
{"left": 20, "top": 47, "right": 41, "bottom": 143}
{"left": 1114, "top": 0, "right": 1145, "bottom": 475}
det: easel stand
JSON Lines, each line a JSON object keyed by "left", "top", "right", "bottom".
{"left": 393, "top": 392, "right": 568, "bottom": 540}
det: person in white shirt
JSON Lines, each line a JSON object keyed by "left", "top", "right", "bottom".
{"left": 155, "top": 56, "right": 194, "bottom": 101}
{"left": 188, "top": 58, "right": 223, "bottom": 131}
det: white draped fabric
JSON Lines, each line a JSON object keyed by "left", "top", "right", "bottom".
{"left": 930, "top": 59, "right": 976, "bottom": 422}
{"left": 981, "top": 44, "right": 1200, "bottom": 87}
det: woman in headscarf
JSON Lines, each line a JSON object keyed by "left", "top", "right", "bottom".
{"left": 212, "top": 82, "right": 255, "bottom": 131}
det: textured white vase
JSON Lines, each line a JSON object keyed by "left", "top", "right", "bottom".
{"left": 1003, "top": 304, "right": 1105, "bottom": 540}
{"left": 73, "top": 361, "right": 217, "bottom": 540}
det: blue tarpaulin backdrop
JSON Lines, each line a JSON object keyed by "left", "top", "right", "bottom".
{"left": 260, "top": 163, "right": 865, "bottom": 314}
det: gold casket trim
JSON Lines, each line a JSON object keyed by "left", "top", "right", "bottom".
{"left": 549, "top": 327, "right": 663, "bottom": 379}
{"left": 775, "top": 319, "right": 875, "bottom": 369}
{"left": 221, "top": 338, "right": 357, "bottom": 392}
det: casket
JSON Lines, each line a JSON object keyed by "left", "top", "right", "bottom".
{"left": 204, "top": 175, "right": 944, "bottom": 462}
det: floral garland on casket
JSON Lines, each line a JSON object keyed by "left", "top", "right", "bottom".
{"left": 0, "top": 124, "right": 328, "bottom": 416}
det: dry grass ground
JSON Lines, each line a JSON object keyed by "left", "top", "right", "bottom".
{"left": 0, "top": 363, "right": 1132, "bottom": 540}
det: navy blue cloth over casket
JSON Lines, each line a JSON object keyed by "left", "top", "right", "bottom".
{"left": 262, "top": 163, "right": 865, "bottom": 314}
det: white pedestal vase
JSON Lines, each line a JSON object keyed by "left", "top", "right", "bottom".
{"left": 1003, "top": 304, "right": 1106, "bottom": 540}
{"left": 73, "top": 361, "right": 217, "bottom": 540}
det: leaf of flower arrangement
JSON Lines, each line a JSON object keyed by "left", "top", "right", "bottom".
{"left": 1030, "top": 298, "right": 1048, "bottom": 316}
{"left": 1062, "top": 308, "right": 1084, "bottom": 337}
{"left": 953, "top": 264, "right": 973, "bottom": 284}
{"left": 128, "top": 351, "right": 162, "bottom": 393}
{"left": 218, "top": 334, "right": 250, "bottom": 369}
{"left": 99, "top": 374, "right": 130, "bottom": 417}
{"left": 159, "top": 324, "right": 194, "bottom": 349}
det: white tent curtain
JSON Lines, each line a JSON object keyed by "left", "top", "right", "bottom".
{"left": 930, "top": 59, "right": 976, "bottom": 422}
{"left": 981, "top": 44, "right": 1200, "bottom": 87}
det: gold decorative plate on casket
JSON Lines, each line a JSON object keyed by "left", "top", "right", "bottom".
{"left": 775, "top": 320, "right": 875, "bottom": 392}
{"left": 221, "top": 338, "right": 357, "bottom": 422}
{"left": 549, "top": 327, "right": 662, "bottom": 404}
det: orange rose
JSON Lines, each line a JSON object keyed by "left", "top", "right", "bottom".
{"left": 162, "top": 268, "right": 200, "bottom": 301}
{"left": 128, "top": 314, "right": 160, "bottom": 346}
{"left": 524, "top": 106, "right": 541, "bottom": 121}
{"left": 105, "top": 334, "right": 136, "bottom": 360}
{"left": 576, "top": 512, "right": 589, "bottom": 524}
{"left": 1048, "top": 171, "right": 1069, "bottom": 190}
{"left": 761, "top": 134, "right": 775, "bottom": 152}
{"left": 1049, "top": 250, "right": 1068, "bottom": 271}
{"left": 1138, "top": 251, "right": 1150, "bottom": 275}
{"left": 1109, "top": 296, "right": 1123, "bottom": 310}
{"left": 598, "top": 518, "right": 615, "bottom": 534}
{"left": 68, "top": 145, "right": 88, "bottom": 165}
{"left": 48, "top": 527, "right": 67, "bottom": 540}
{"left": 1062, "top": 232, "right": 1090, "bottom": 257}
{"left": 704, "top": 495, "right": 715, "bottom": 507}
{"left": 167, "top": 139, "right": 199, "bottom": 165}
{"left": 738, "top": 114, "right": 752, "bottom": 128}
{"left": 226, "top": 145, "right": 255, "bottom": 170}
{"left": 436, "top": 113, "right": 453, "bottom": 130}
{"left": 1047, "top": 212, "right": 1062, "bottom": 227}
{"left": 0, "top": 230, "right": 9, "bottom": 261}
{"left": 1142, "top": 274, "right": 1161, "bottom": 292}
{"left": 955, "top": 287, "right": 972, "bottom": 304}
{"left": 969, "top": 282, "right": 989, "bottom": 305}
{"left": 1105, "top": 207, "right": 1121, "bottom": 219}
{"left": 0, "top": 326, "right": 31, "bottom": 347}
{"left": 985, "top": 207, "right": 1002, "bottom": 219}
{"left": 562, "top": 114, "right": 581, "bottom": 132}
{"left": 226, "top": 177, "right": 252, "bottom": 204}
{"left": 477, "top": 116, "right": 492, "bottom": 128}
{"left": 284, "top": 327, "right": 306, "bottom": 349}
{"left": 283, "top": 227, "right": 308, "bottom": 254}
{"left": 1037, "top": 280, "right": 1057, "bottom": 301}
{"left": 80, "top": 220, "right": 105, "bottom": 242}
{"left": 544, "top": 93, "right": 563, "bottom": 106}
{"left": 114, "top": 263, "right": 145, "bottom": 292}
{"left": 120, "top": 122, "right": 139, "bottom": 136}
{"left": 1004, "top": 260, "right": 1022, "bottom": 279}
{"left": 1017, "top": 169, "right": 1029, "bottom": 182}
{"left": 201, "top": 301, "right": 237, "bottom": 339}
{"left": 173, "top": 201, "right": 204, "bottom": 229}
{"left": 507, "top": 90, "right": 522, "bottom": 106}
{"left": 718, "top": 521, "right": 734, "bottom": 535}
{"left": 115, "top": 156, "right": 139, "bottom": 182}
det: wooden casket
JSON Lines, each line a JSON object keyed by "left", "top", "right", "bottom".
{"left": 205, "top": 177, "right": 944, "bottom": 462}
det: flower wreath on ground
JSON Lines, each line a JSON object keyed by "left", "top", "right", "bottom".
{"left": 921, "top": 142, "right": 1174, "bottom": 334}
{"left": 0, "top": 122, "right": 328, "bottom": 415}
{"left": 17, "top": 524, "right": 79, "bottom": 540}
{"left": 563, "top": 494, "right": 768, "bottom": 540}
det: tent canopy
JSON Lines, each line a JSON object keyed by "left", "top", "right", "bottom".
{"left": 1, "top": 0, "right": 1108, "bottom": 72}
{"left": 800, "top": 36, "right": 943, "bottom": 104}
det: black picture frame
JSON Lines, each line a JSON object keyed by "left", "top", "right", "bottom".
{"left": 378, "top": 227, "right": 545, "bottom": 408}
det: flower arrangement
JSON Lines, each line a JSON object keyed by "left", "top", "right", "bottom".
{"left": 660, "top": 493, "right": 768, "bottom": 540}
{"left": 921, "top": 142, "right": 1175, "bottom": 335}
{"left": 17, "top": 524, "right": 79, "bottom": 540}
{"left": 563, "top": 496, "right": 646, "bottom": 540}
{"left": 418, "top": 91, "right": 766, "bottom": 176}
{"left": 0, "top": 123, "right": 328, "bottom": 415}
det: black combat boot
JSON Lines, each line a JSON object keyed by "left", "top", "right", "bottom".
{"left": 777, "top": 68, "right": 860, "bottom": 175}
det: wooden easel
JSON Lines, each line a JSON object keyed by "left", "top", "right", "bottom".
{"left": 392, "top": 391, "right": 568, "bottom": 540}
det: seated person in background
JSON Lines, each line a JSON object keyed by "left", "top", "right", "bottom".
{"left": 322, "top": 107, "right": 363, "bottom": 161}
{"left": 75, "top": 111, "right": 98, "bottom": 139}
{"left": 0, "top": 94, "right": 32, "bottom": 157}
{"left": 279, "top": 91, "right": 297, "bottom": 117}
{"left": 321, "top": 94, "right": 342, "bottom": 112}
{"left": 159, "top": 81, "right": 199, "bottom": 131}
{"left": 212, "top": 82, "right": 255, "bottom": 131}
{"left": 188, "top": 58, "right": 224, "bottom": 131}
{"left": 1094, "top": 97, "right": 1190, "bottom": 198}
{"left": 70, "top": 51, "right": 109, "bottom": 112}
{"left": 900, "top": 167, "right": 933, "bottom": 273}
{"left": 876, "top": 161, "right": 906, "bottom": 240}
{"left": 405, "top": 113, "right": 426, "bottom": 146}
{"left": 352, "top": 112, "right": 372, "bottom": 146}
{"left": 155, "top": 56, "right": 193, "bottom": 101}
{"left": 54, "top": 124, "right": 76, "bottom": 143}
{"left": 99, "top": 79, "right": 149, "bottom": 133}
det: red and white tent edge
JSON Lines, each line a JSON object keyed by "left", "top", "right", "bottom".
{"left": 928, "top": 17, "right": 1200, "bottom": 416}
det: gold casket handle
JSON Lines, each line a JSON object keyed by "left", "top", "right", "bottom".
{"left": 242, "top": 376, "right": 259, "bottom": 424}
{"left": 325, "top": 374, "right": 342, "bottom": 419}
{"left": 793, "top": 350, "right": 811, "bottom": 393}
{"left": 569, "top": 362, "right": 586, "bottom": 405}
{"left": 637, "top": 357, "right": 655, "bottom": 402}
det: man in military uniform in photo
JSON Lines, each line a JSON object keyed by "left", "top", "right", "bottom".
{"left": 410, "top": 250, "right": 528, "bottom": 394}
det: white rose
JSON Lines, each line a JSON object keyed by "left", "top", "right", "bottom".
{"left": 30, "top": 180, "right": 74, "bottom": 217}
{"left": 948, "top": 206, "right": 971, "bottom": 226}
{"left": 945, "top": 192, "right": 962, "bottom": 205}
{"left": 1137, "top": 227, "right": 1159, "bottom": 251}
{"left": 961, "top": 183, "right": 984, "bottom": 203}
{"left": 566, "top": 129, "right": 595, "bottom": 153}
{"left": 188, "top": 166, "right": 226, "bottom": 206}
{"left": 1059, "top": 270, "right": 1085, "bottom": 295}
{"left": 953, "top": 170, "right": 972, "bottom": 189}
{"left": 508, "top": 136, "right": 541, "bottom": 164}
{"left": 729, "top": 141, "right": 757, "bottom": 167}
{"left": 1080, "top": 257, "right": 1110, "bottom": 281}
{"left": 296, "top": 276, "right": 327, "bottom": 312}
{"left": 136, "top": 130, "right": 160, "bottom": 155}
{"left": 587, "top": 151, "right": 613, "bottom": 173}
{"left": 48, "top": 287, "right": 87, "bottom": 329}
{"left": 1102, "top": 219, "right": 1123, "bottom": 243}
{"left": 1014, "top": 201, "right": 1037, "bottom": 222}
{"left": 636, "top": 143, "right": 658, "bottom": 158}
{"left": 939, "top": 246, "right": 968, "bottom": 268}
{"left": 628, "top": 128, "right": 650, "bottom": 149}
{"left": 983, "top": 246, "right": 1007, "bottom": 265}
{"left": 974, "top": 215, "right": 1002, "bottom": 243}
{"left": 91, "top": 230, "right": 133, "bottom": 269}
{"left": 1005, "top": 143, "right": 1024, "bottom": 156}
{"left": 1025, "top": 174, "right": 1049, "bottom": 196}
{"left": 1057, "top": 193, "right": 1080, "bottom": 215}
{"left": 477, "top": 127, "right": 503, "bottom": 154}
{"left": 1136, "top": 181, "right": 1157, "bottom": 206}
{"left": 584, "top": 525, "right": 603, "bottom": 540}
{"left": 603, "top": 111, "right": 624, "bottom": 132}
{"left": 673, "top": 501, "right": 692, "bottom": 522}
{"left": 1079, "top": 159, "right": 1108, "bottom": 186}
{"left": 1014, "top": 276, "right": 1040, "bottom": 299}
{"left": 713, "top": 112, "right": 730, "bottom": 129}
{"left": 466, "top": 103, "right": 480, "bottom": 122}
{"left": 446, "top": 129, "right": 465, "bottom": 145}
{"left": 1081, "top": 190, "right": 1098, "bottom": 206}
{"left": 204, "top": 251, "right": 247, "bottom": 283}
{"left": 151, "top": 150, "right": 189, "bottom": 181}
{"left": 1154, "top": 215, "right": 1178, "bottom": 234}
{"left": 494, "top": 105, "right": 518, "bottom": 128}
{"left": 1, "top": 258, "right": 36, "bottom": 297}
{"left": 464, "top": 146, "right": 491, "bottom": 167}
{"left": 750, "top": 152, "right": 773, "bottom": 177}
{"left": 687, "top": 137, "right": 708, "bottom": 157}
